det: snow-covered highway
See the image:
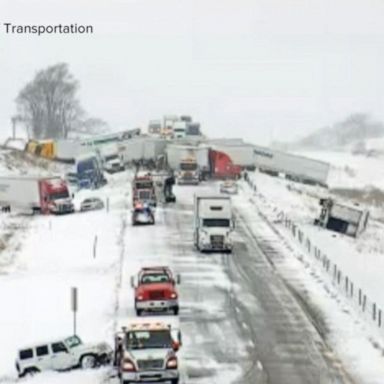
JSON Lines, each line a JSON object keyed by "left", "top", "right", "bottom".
{"left": 1, "top": 172, "right": 384, "bottom": 383}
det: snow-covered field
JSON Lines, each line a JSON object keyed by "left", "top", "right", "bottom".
{"left": 246, "top": 146, "right": 384, "bottom": 360}
{"left": 0, "top": 173, "right": 128, "bottom": 382}
{"left": 2, "top": 144, "right": 384, "bottom": 382}
{"left": 295, "top": 149, "right": 384, "bottom": 190}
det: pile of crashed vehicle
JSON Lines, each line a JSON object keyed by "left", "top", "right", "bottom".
{"left": 14, "top": 167, "right": 239, "bottom": 383}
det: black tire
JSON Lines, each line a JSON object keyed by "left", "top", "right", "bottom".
{"left": 173, "top": 306, "right": 179, "bottom": 316}
{"left": 80, "top": 354, "right": 97, "bottom": 369}
{"left": 136, "top": 308, "right": 143, "bottom": 316}
{"left": 21, "top": 367, "right": 40, "bottom": 378}
{"left": 171, "top": 378, "right": 179, "bottom": 384}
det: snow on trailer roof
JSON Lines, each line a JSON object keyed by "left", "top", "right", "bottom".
{"left": 0, "top": 175, "right": 63, "bottom": 181}
{"left": 116, "top": 316, "right": 179, "bottom": 332}
{"left": 194, "top": 193, "right": 231, "bottom": 199}
{"left": 254, "top": 144, "right": 331, "bottom": 167}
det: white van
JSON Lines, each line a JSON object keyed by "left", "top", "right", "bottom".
{"left": 15, "top": 335, "right": 112, "bottom": 377}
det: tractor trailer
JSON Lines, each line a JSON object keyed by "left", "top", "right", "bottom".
{"left": 194, "top": 194, "right": 234, "bottom": 252}
{"left": 0, "top": 176, "right": 74, "bottom": 214}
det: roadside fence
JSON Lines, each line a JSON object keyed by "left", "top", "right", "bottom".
{"left": 245, "top": 177, "right": 384, "bottom": 335}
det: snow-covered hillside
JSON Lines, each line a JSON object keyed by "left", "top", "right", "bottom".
{"left": 0, "top": 148, "right": 68, "bottom": 177}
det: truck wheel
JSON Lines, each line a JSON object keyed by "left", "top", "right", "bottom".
{"left": 173, "top": 306, "right": 179, "bottom": 316}
{"left": 22, "top": 367, "right": 40, "bottom": 377}
{"left": 80, "top": 354, "right": 97, "bottom": 369}
{"left": 136, "top": 308, "right": 143, "bottom": 316}
{"left": 171, "top": 379, "right": 179, "bottom": 384}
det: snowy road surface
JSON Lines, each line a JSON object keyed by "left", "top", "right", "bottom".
{"left": 0, "top": 174, "right": 370, "bottom": 383}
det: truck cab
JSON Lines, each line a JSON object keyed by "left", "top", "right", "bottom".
{"left": 177, "top": 157, "right": 200, "bottom": 185}
{"left": 76, "top": 155, "right": 106, "bottom": 189}
{"left": 172, "top": 121, "right": 187, "bottom": 139}
{"left": 115, "top": 322, "right": 181, "bottom": 384}
{"left": 132, "top": 174, "right": 157, "bottom": 207}
{"left": 194, "top": 195, "right": 234, "bottom": 252}
{"left": 42, "top": 178, "right": 75, "bottom": 214}
{"left": 131, "top": 267, "right": 180, "bottom": 316}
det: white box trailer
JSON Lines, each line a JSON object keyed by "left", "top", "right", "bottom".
{"left": 207, "top": 138, "right": 245, "bottom": 146}
{"left": 253, "top": 145, "right": 330, "bottom": 187}
{"left": 119, "top": 138, "right": 167, "bottom": 164}
{"left": 316, "top": 198, "right": 369, "bottom": 237}
{"left": 55, "top": 140, "right": 87, "bottom": 162}
{"left": 193, "top": 194, "right": 234, "bottom": 252}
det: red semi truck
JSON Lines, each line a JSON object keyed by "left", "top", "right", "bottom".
{"left": 0, "top": 176, "right": 74, "bottom": 214}
{"left": 208, "top": 149, "right": 242, "bottom": 180}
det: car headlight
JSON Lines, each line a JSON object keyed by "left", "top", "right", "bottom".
{"left": 170, "top": 292, "right": 177, "bottom": 299}
{"left": 137, "top": 295, "right": 144, "bottom": 301}
{"left": 166, "top": 357, "right": 178, "bottom": 369}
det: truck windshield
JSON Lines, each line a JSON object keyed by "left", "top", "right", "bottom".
{"left": 78, "top": 159, "right": 96, "bottom": 173}
{"left": 141, "top": 273, "right": 170, "bottom": 284}
{"left": 180, "top": 163, "right": 197, "bottom": 171}
{"left": 49, "top": 191, "right": 70, "bottom": 200}
{"left": 126, "top": 330, "right": 172, "bottom": 350}
{"left": 65, "top": 335, "right": 82, "bottom": 348}
{"left": 135, "top": 181, "right": 153, "bottom": 189}
{"left": 203, "top": 219, "right": 230, "bottom": 227}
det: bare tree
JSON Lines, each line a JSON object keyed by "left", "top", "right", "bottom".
{"left": 15, "top": 63, "right": 100, "bottom": 139}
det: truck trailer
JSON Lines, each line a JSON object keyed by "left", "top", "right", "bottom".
{"left": 193, "top": 194, "right": 234, "bottom": 252}
{"left": 315, "top": 198, "right": 369, "bottom": 237}
{"left": 0, "top": 176, "right": 74, "bottom": 214}
{"left": 253, "top": 145, "right": 330, "bottom": 187}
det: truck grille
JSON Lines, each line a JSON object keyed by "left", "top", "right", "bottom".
{"left": 149, "top": 290, "right": 165, "bottom": 300}
{"left": 210, "top": 235, "right": 224, "bottom": 247}
{"left": 137, "top": 359, "right": 164, "bottom": 370}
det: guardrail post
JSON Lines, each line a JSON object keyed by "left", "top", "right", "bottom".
{"left": 326, "top": 259, "right": 330, "bottom": 272}
{"left": 373, "top": 303, "right": 377, "bottom": 321}
{"left": 359, "top": 289, "right": 362, "bottom": 306}
{"left": 350, "top": 282, "right": 354, "bottom": 297}
{"left": 337, "top": 271, "right": 341, "bottom": 285}
{"left": 345, "top": 276, "right": 349, "bottom": 293}
{"left": 333, "top": 265, "right": 337, "bottom": 280}
{"left": 362, "top": 295, "right": 367, "bottom": 312}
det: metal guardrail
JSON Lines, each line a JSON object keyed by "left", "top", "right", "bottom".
{"left": 245, "top": 178, "right": 384, "bottom": 336}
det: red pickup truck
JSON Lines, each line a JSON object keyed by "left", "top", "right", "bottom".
{"left": 131, "top": 267, "right": 180, "bottom": 316}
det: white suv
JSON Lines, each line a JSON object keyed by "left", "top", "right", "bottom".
{"left": 15, "top": 335, "right": 112, "bottom": 377}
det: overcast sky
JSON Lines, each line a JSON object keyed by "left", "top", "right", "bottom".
{"left": 1, "top": 0, "right": 384, "bottom": 144}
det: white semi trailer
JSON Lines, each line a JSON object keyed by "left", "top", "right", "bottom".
{"left": 253, "top": 145, "right": 330, "bottom": 187}
{"left": 119, "top": 138, "right": 167, "bottom": 164}
{"left": 193, "top": 194, "right": 234, "bottom": 252}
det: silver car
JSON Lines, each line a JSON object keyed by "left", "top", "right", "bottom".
{"left": 80, "top": 197, "right": 105, "bottom": 212}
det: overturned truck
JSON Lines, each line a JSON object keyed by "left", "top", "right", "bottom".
{"left": 314, "top": 198, "right": 369, "bottom": 237}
